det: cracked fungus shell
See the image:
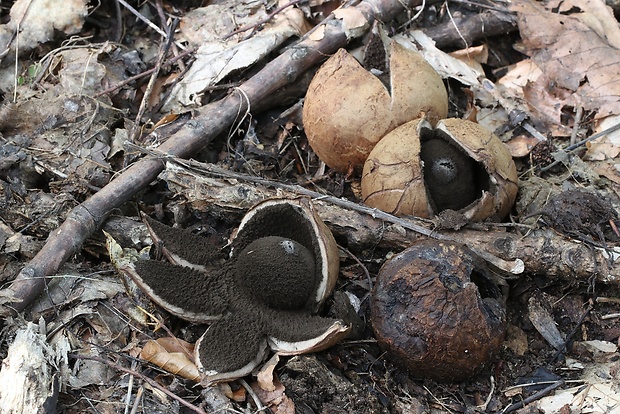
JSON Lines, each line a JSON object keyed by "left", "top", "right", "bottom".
{"left": 229, "top": 197, "right": 341, "bottom": 312}
{"left": 361, "top": 118, "right": 518, "bottom": 221}
{"left": 371, "top": 240, "right": 507, "bottom": 382}
{"left": 303, "top": 41, "right": 448, "bottom": 173}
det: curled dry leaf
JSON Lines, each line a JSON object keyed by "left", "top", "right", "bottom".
{"left": 332, "top": 8, "right": 369, "bottom": 39}
{"left": 164, "top": 3, "right": 309, "bottom": 111}
{"left": 257, "top": 353, "right": 280, "bottom": 392}
{"left": 140, "top": 338, "right": 200, "bottom": 382}
{"left": 250, "top": 375, "right": 295, "bottom": 414}
{"left": 0, "top": 0, "right": 88, "bottom": 57}
{"left": 512, "top": 0, "right": 620, "bottom": 122}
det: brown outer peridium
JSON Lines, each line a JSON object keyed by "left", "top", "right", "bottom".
{"left": 361, "top": 118, "right": 433, "bottom": 217}
{"left": 361, "top": 118, "right": 518, "bottom": 221}
{"left": 436, "top": 119, "right": 518, "bottom": 221}
{"left": 303, "top": 40, "right": 448, "bottom": 173}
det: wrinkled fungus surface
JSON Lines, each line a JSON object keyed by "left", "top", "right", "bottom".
{"left": 370, "top": 239, "right": 507, "bottom": 382}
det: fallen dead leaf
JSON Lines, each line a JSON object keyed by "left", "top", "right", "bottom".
{"left": 257, "top": 353, "right": 280, "bottom": 392}
{"left": 140, "top": 337, "right": 200, "bottom": 382}
{"left": 585, "top": 138, "right": 620, "bottom": 161}
{"left": 251, "top": 373, "right": 295, "bottom": 414}
{"left": 333, "top": 8, "right": 369, "bottom": 40}
{"left": 505, "top": 134, "right": 541, "bottom": 157}
{"left": 164, "top": 3, "right": 309, "bottom": 111}
{"left": 0, "top": 0, "right": 88, "bottom": 57}
{"left": 449, "top": 44, "right": 488, "bottom": 75}
{"left": 593, "top": 162, "right": 620, "bottom": 184}
{"left": 513, "top": 0, "right": 620, "bottom": 122}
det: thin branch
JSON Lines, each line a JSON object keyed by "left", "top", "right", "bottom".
{"left": 540, "top": 121, "right": 620, "bottom": 172}
{"left": 115, "top": 0, "right": 168, "bottom": 39}
{"left": 75, "top": 354, "right": 207, "bottom": 414}
{"left": 129, "top": 19, "right": 178, "bottom": 143}
{"left": 94, "top": 48, "right": 195, "bottom": 98}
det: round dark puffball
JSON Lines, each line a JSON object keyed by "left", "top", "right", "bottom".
{"left": 235, "top": 236, "right": 316, "bottom": 310}
{"left": 371, "top": 240, "right": 506, "bottom": 382}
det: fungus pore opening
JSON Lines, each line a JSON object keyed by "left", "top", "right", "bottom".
{"left": 419, "top": 127, "right": 490, "bottom": 213}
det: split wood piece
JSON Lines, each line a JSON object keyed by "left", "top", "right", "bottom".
{"left": 0, "top": 322, "right": 58, "bottom": 413}
{"left": 0, "top": 0, "right": 423, "bottom": 317}
{"left": 158, "top": 160, "right": 620, "bottom": 283}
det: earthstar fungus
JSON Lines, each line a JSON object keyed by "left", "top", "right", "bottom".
{"left": 121, "top": 198, "right": 350, "bottom": 384}
{"left": 303, "top": 39, "right": 448, "bottom": 173}
{"left": 361, "top": 118, "right": 518, "bottom": 221}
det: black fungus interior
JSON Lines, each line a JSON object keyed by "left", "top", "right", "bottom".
{"left": 419, "top": 128, "right": 489, "bottom": 213}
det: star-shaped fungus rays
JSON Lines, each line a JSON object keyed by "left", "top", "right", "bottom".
{"left": 121, "top": 198, "right": 350, "bottom": 384}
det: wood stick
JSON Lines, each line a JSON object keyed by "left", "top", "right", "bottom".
{"left": 0, "top": 0, "right": 423, "bottom": 317}
{"left": 159, "top": 159, "right": 620, "bottom": 284}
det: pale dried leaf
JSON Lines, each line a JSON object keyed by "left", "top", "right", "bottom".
{"left": 251, "top": 374, "right": 295, "bottom": 414}
{"left": 308, "top": 25, "right": 326, "bottom": 41}
{"left": 140, "top": 338, "right": 200, "bottom": 382}
{"left": 333, "top": 8, "right": 369, "bottom": 39}
{"left": 164, "top": 6, "right": 308, "bottom": 111}
{"left": 582, "top": 339, "right": 618, "bottom": 353}
{"left": 257, "top": 353, "right": 280, "bottom": 392}
{"left": 505, "top": 134, "right": 540, "bottom": 157}
{"left": 69, "top": 349, "right": 114, "bottom": 389}
{"left": 528, "top": 296, "right": 565, "bottom": 351}
{"left": 0, "top": 0, "right": 87, "bottom": 55}
{"left": 449, "top": 45, "right": 488, "bottom": 74}
{"left": 0, "top": 323, "right": 56, "bottom": 412}
{"left": 513, "top": 0, "right": 620, "bottom": 119}
{"left": 547, "top": 0, "right": 620, "bottom": 49}
{"left": 537, "top": 382, "right": 620, "bottom": 413}
{"left": 585, "top": 139, "right": 620, "bottom": 161}
{"left": 58, "top": 49, "right": 107, "bottom": 96}
{"left": 497, "top": 59, "right": 542, "bottom": 92}
{"left": 593, "top": 162, "right": 620, "bottom": 184}
{"left": 398, "top": 31, "right": 483, "bottom": 86}
{"left": 179, "top": 2, "right": 269, "bottom": 46}
{"left": 104, "top": 230, "right": 148, "bottom": 270}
